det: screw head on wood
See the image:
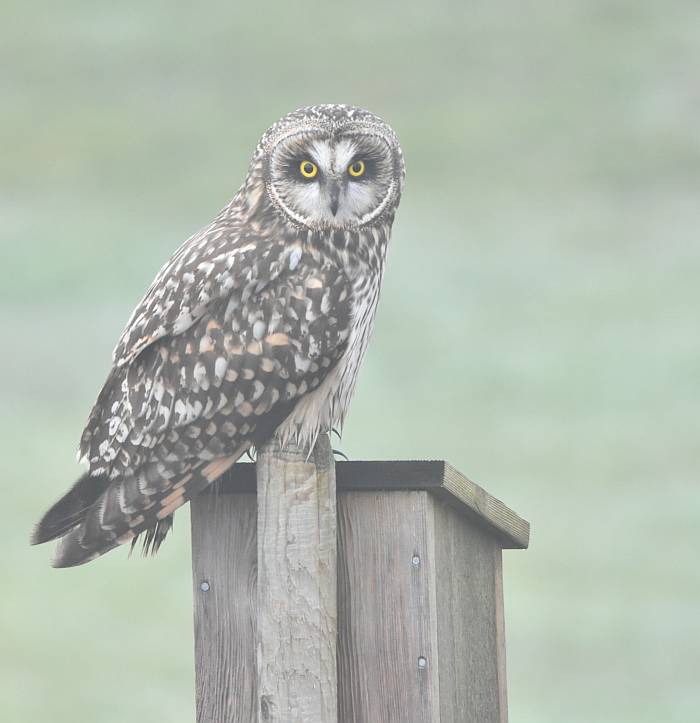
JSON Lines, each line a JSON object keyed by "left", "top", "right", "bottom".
{"left": 200, "top": 581, "right": 210, "bottom": 592}
{"left": 418, "top": 656, "right": 427, "bottom": 670}
{"left": 411, "top": 555, "right": 421, "bottom": 567}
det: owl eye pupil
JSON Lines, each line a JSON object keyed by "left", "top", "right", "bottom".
{"left": 348, "top": 160, "right": 365, "bottom": 178}
{"left": 299, "top": 160, "right": 318, "bottom": 179}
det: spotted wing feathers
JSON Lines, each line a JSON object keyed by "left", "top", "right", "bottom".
{"left": 35, "top": 235, "right": 353, "bottom": 566}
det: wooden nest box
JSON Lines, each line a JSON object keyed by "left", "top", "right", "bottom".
{"left": 191, "top": 436, "right": 530, "bottom": 723}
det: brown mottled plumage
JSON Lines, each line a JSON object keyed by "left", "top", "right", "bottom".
{"left": 32, "top": 104, "right": 404, "bottom": 567}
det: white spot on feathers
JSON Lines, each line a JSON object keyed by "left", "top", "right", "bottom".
{"left": 289, "top": 246, "right": 302, "bottom": 271}
{"left": 251, "top": 381, "right": 265, "bottom": 401}
{"left": 214, "top": 356, "right": 228, "bottom": 383}
{"left": 174, "top": 399, "right": 187, "bottom": 423}
{"left": 253, "top": 320, "right": 266, "bottom": 340}
{"left": 193, "top": 362, "right": 207, "bottom": 386}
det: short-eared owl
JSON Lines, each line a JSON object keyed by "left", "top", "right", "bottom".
{"left": 32, "top": 104, "right": 405, "bottom": 567}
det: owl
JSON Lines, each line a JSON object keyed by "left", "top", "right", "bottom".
{"left": 32, "top": 104, "right": 405, "bottom": 567}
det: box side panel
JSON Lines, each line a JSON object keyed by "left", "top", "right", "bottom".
{"left": 494, "top": 547, "right": 509, "bottom": 723}
{"left": 191, "top": 492, "right": 257, "bottom": 723}
{"left": 338, "top": 490, "right": 440, "bottom": 723}
{"left": 433, "top": 499, "right": 505, "bottom": 723}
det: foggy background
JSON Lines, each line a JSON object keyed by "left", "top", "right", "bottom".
{"left": 3, "top": 2, "right": 698, "bottom": 721}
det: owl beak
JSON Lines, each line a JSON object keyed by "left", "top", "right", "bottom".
{"left": 328, "top": 182, "right": 340, "bottom": 216}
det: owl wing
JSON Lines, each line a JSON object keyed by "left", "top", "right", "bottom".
{"left": 111, "top": 208, "right": 290, "bottom": 369}
{"left": 80, "top": 210, "right": 298, "bottom": 465}
{"left": 40, "top": 240, "right": 353, "bottom": 566}
{"left": 93, "top": 254, "right": 352, "bottom": 478}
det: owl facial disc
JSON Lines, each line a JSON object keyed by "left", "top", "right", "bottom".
{"left": 261, "top": 106, "right": 404, "bottom": 230}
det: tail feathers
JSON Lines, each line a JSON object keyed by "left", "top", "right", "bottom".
{"left": 50, "top": 449, "right": 245, "bottom": 568}
{"left": 48, "top": 515, "right": 174, "bottom": 569}
{"left": 31, "top": 472, "right": 110, "bottom": 546}
{"left": 130, "top": 516, "right": 173, "bottom": 557}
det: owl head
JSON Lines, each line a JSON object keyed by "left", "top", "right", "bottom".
{"left": 256, "top": 105, "right": 405, "bottom": 231}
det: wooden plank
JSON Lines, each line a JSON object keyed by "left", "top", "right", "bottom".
{"left": 255, "top": 435, "right": 337, "bottom": 723}
{"left": 211, "top": 460, "right": 530, "bottom": 550}
{"left": 337, "top": 490, "right": 440, "bottom": 723}
{"left": 433, "top": 498, "right": 505, "bottom": 722}
{"left": 191, "top": 458, "right": 526, "bottom": 721}
{"left": 439, "top": 463, "right": 529, "bottom": 550}
{"left": 191, "top": 490, "right": 257, "bottom": 723}
{"left": 494, "top": 547, "right": 509, "bottom": 723}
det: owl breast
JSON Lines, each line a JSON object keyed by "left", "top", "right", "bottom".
{"left": 275, "top": 263, "right": 383, "bottom": 449}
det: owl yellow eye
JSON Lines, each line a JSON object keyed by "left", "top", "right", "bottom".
{"left": 299, "top": 160, "right": 318, "bottom": 179}
{"left": 348, "top": 160, "right": 365, "bottom": 178}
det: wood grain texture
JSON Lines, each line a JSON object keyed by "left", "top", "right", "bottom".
{"left": 440, "top": 463, "right": 529, "bottom": 550}
{"left": 337, "top": 490, "right": 440, "bottom": 723}
{"left": 191, "top": 458, "right": 526, "bottom": 722}
{"left": 215, "top": 460, "right": 530, "bottom": 550}
{"left": 191, "top": 491, "right": 257, "bottom": 723}
{"left": 255, "top": 434, "right": 338, "bottom": 723}
{"left": 433, "top": 499, "right": 505, "bottom": 723}
{"left": 494, "top": 547, "right": 509, "bottom": 723}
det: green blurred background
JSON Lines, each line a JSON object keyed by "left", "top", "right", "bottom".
{"left": 3, "top": 2, "right": 699, "bottom": 721}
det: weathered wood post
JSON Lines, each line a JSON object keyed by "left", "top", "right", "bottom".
{"left": 191, "top": 457, "right": 529, "bottom": 723}
{"left": 255, "top": 436, "right": 337, "bottom": 722}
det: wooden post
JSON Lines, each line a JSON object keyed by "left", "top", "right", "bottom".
{"left": 255, "top": 434, "right": 337, "bottom": 723}
{"left": 191, "top": 459, "right": 529, "bottom": 723}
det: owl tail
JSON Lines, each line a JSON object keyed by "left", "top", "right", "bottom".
{"left": 43, "top": 449, "right": 246, "bottom": 568}
{"left": 31, "top": 471, "right": 111, "bottom": 546}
